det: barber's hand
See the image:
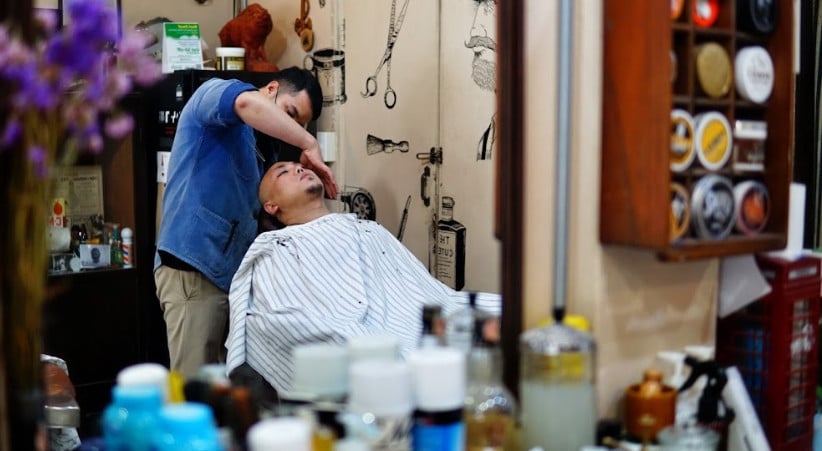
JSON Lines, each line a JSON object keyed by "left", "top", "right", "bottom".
{"left": 300, "top": 143, "right": 339, "bottom": 199}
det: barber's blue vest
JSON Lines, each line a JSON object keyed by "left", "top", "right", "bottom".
{"left": 154, "top": 78, "right": 262, "bottom": 292}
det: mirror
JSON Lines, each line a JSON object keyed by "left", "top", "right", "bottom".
{"left": 33, "top": 0, "right": 524, "bottom": 438}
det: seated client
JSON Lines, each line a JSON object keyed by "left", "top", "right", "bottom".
{"left": 225, "top": 161, "right": 499, "bottom": 394}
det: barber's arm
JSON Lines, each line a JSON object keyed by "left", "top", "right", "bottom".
{"left": 234, "top": 90, "right": 339, "bottom": 199}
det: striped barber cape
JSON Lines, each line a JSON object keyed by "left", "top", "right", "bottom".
{"left": 225, "top": 213, "right": 500, "bottom": 393}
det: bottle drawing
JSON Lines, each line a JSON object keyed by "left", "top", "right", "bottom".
{"left": 436, "top": 196, "right": 466, "bottom": 290}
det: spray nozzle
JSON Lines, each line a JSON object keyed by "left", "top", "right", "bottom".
{"left": 679, "top": 356, "right": 734, "bottom": 425}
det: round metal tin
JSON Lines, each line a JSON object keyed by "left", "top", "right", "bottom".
{"left": 695, "top": 43, "right": 732, "bottom": 98}
{"left": 670, "top": 182, "right": 691, "bottom": 242}
{"left": 694, "top": 111, "right": 732, "bottom": 171}
{"left": 735, "top": 46, "right": 774, "bottom": 104}
{"left": 690, "top": 175, "right": 736, "bottom": 240}
{"left": 737, "top": 0, "right": 777, "bottom": 34}
{"left": 734, "top": 180, "right": 769, "bottom": 235}
{"left": 670, "top": 109, "right": 695, "bottom": 172}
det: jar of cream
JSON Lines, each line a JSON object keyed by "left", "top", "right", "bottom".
{"left": 215, "top": 47, "right": 245, "bottom": 71}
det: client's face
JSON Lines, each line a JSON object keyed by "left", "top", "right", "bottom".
{"left": 264, "top": 161, "right": 324, "bottom": 207}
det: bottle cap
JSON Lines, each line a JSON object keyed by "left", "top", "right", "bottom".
{"left": 408, "top": 347, "right": 465, "bottom": 411}
{"left": 289, "top": 343, "right": 348, "bottom": 400}
{"left": 111, "top": 384, "right": 163, "bottom": 410}
{"left": 348, "top": 359, "right": 413, "bottom": 417}
{"left": 156, "top": 402, "right": 219, "bottom": 444}
{"left": 247, "top": 417, "right": 312, "bottom": 451}
{"left": 117, "top": 363, "right": 170, "bottom": 403}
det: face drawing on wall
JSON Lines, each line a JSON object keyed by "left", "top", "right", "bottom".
{"left": 466, "top": 0, "right": 497, "bottom": 161}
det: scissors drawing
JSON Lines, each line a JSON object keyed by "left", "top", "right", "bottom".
{"left": 362, "top": 0, "right": 410, "bottom": 109}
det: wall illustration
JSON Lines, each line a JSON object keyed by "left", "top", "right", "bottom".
{"left": 304, "top": 48, "right": 347, "bottom": 105}
{"left": 366, "top": 134, "right": 409, "bottom": 155}
{"left": 466, "top": 0, "right": 497, "bottom": 161}
{"left": 340, "top": 186, "right": 377, "bottom": 221}
{"left": 294, "top": 0, "right": 315, "bottom": 51}
{"left": 361, "top": 0, "right": 410, "bottom": 109}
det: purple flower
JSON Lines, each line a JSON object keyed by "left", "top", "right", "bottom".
{"left": 28, "top": 145, "right": 47, "bottom": 177}
{"left": 104, "top": 114, "right": 134, "bottom": 139}
{"left": 1, "top": 119, "right": 22, "bottom": 149}
{"left": 0, "top": 0, "right": 160, "bottom": 164}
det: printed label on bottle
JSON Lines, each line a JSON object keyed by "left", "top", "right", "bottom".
{"left": 436, "top": 229, "right": 458, "bottom": 288}
{"left": 371, "top": 415, "right": 412, "bottom": 451}
{"left": 412, "top": 422, "right": 464, "bottom": 451}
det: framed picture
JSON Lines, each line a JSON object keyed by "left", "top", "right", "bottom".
{"left": 52, "top": 165, "right": 105, "bottom": 232}
{"left": 34, "top": 0, "right": 62, "bottom": 29}
{"left": 61, "top": 0, "right": 122, "bottom": 38}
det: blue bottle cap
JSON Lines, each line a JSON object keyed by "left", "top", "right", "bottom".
{"left": 111, "top": 385, "right": 163, "bottom": 410}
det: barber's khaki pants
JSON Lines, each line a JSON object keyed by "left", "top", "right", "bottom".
{"left": 155, "top": 266, "right": 228, "bottom": 379}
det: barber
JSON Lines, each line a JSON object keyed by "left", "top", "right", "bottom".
{"left": 154, "top": 67, "right": 338, "bottom": 378}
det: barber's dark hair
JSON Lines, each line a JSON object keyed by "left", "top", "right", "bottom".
{"left": 271, "top": 67, "right": 323, "bottom": 121}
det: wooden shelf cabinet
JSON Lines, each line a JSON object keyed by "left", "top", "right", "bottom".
{"left": 601, "top": 0, "right": 794, "bottom": 261}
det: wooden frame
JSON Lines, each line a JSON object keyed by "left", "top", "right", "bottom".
{"left": 601, "top": 0, "right": 794, "bottom": 261}
{"left": 497, "top": 0, "right": 525, "bottom": 396}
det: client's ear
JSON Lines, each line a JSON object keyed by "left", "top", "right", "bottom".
{"left": 262, "top": 201, "right": 279, "bottom": 217}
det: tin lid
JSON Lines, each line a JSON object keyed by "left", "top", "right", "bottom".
{"left": 670, "top": 182, "right": 691, "bottom": 242}
{"left": 733, "top": 120, "right": 768, "bottom": 139}
{"left": 690, "top": 175, "right": 736, "bottom": 240}
{"left": 734, "top": 180, "right": 769, "bottom": 235}
{"left": 695, "top": 43, "right": 732, "bottom": 98}
{"left": 735, "top": 46, "right": 774, "bottom": 104}
{"left": 737, "top": 0, "right": 777, "bottom": 34}
{"left": 215, "top": 47, "right": 245, "bottom": 57}
{"left": 694, "top": 111, "right": 732, "bottom": 170}
{"left": 693, "top": 0, "right": 720, "bottom": 27}
{"left": 670, "top": 109, "right": 695, "bottom": 172}
{"left": 671, "top": 0, "right": 685, "bottom": 20}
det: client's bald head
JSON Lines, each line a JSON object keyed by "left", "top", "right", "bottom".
{"left": 259, "top": 162, "right": 329, "bottom": 226}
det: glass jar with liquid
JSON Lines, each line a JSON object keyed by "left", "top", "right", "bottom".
{"left": 519, "top": 321, "right": 596, "bottom": 451}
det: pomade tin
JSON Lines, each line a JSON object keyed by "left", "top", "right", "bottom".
{"left": 737, "top": 0, "right": 777, "bottom": 34}
{"left": 734, "top": 180, "right": 769, "bottom": 235}
{"left": 693, "top": 0, "right": 720, "bottom": 28}
{"left": 670, "top": 109, "right": 695, "bottom": 172}
{"left": 691, "top": 175, "right": 736, "bottom": 240}
{"left": 670, "top": 182, "right": 691, "bottom": 242}
{"left": 695, "top": 43, "right": 732, "bottom": 98}
{"left": 732, "top": 120, "right": 767, "bottom": 172}
{"left": 694, "top": 111, "right": 732, "bottom": 171}
{"left": 735, "top": 46, "right": 774, "bottom": 104}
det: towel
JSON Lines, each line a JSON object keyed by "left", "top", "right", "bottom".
{"left": 225, "top": 213, "right": 499, "bottom": 393}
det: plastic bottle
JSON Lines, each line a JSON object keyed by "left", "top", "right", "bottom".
{"left": 121, "top": 227, "right": 133, "bottom": 268}
{"left": 117, "top": 362, "right": 170, "bottom": 403}
{"left": 154, "top": 402, "right": 222, "bottom": 451}
{"left": 445, "top": 291, "right": 477, "bottom": 354}
{"left": 519, "top": 317, "right": 597, "bottom": 451}
{"left": 102, "top": 385, "right": 163, "bottom": 450}
{"left": 247, "top": 417, "right": 312, "bottom": 451}
{"left": 348, "top": 359, "right": 413, "bottom": 450}
{"left": 409, "top": 347, "right": 465, "bottom": 451}
{"left": 464, "top": 313, "right": 519, "bottom": 451}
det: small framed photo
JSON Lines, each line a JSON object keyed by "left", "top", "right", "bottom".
{"left": 61, "top": 0, "right": 122, "bottom": 38}
{"left": 33, "top": 0, "right": 62, "bottom": 29}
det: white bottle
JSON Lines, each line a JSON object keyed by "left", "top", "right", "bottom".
{"left": 247, "top": 417, "right": 312, "bottom": 451}
{"left": 121, "top": 227, "right": 133, "bottom": 268}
